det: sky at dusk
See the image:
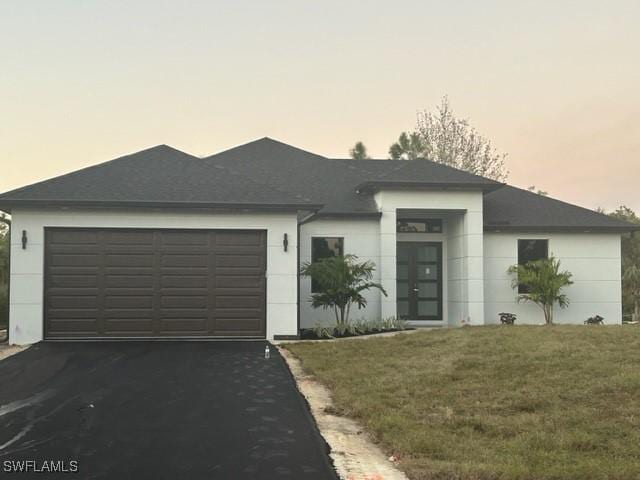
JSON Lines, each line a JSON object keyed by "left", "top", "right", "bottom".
{"left": 1, "top": 1, "right": 638, "bottom": 212}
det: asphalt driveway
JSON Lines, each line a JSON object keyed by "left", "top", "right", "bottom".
{"left": 0, "top": 342, "right": 337, "bottom": 479}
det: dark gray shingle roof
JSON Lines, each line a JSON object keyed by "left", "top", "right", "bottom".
{"left": 0, "top": 144, "right": 319, "bottom": 210}
{"left": 0, "top": 137, "right": 636, "bottom": 232}
{"left": 207, "top": 138, "right": 499, "bottom": 215}
{"left": 483, "top": 185, "right": 636, "bottom": 232}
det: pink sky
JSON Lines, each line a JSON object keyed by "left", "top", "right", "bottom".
{"left": 1, "top": 1, "right": 638, "bottom": 212}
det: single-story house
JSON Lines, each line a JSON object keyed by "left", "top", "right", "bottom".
{"left": 1, "top": 138, "right": 636, "bottom": 344}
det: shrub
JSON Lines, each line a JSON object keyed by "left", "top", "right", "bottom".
{"left": 308, "top": 317, "right": 408, "bottom": 339}
{"left": 508, "top": 256, "right": 573, "bottom": 325}
{"left": 301, "top": 255, "right": 387, "bottom": 325}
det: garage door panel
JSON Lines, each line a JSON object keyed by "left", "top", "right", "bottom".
{"left": 216, "top": 319, "right": 263, "bottom": 332}
{"left": 214, "top": 276, "right": 262, "bottom": 288}
{"left": 215, "top": 246, "right": 265, "bottom": 256}
{"left": 104, "top": 230, "right": 154, "bottom": 244}
{"left": 49, "top": 230, "right": 100, "bottom": 245}
{"left": 215, "top": 231, "right": 262, "bottom": 246}
{"left": 102, "top": 266, "right": 155, "bottom": 276}
{"left": 159, "top": 289, "right": 209, "bottom": 298}
{"left": 161, "top": 275, "right": 208, "bottom": 288}
{"left": 160, "top": 296, "right": 208, "bottom": 309}
{"left": 214, "top": 307, "right": 263, "bottom": 317}
{"left": 162, "top": 254, "right": 210, "bottom": 267}
{"left": 159, "top": 309, "right": 209, "bottom": 319}
{"left": 49, "top": 265, "right": 99, "bottom": 275}
{"left": 104, "top": 289, "right": 154, "bottom": 297}
{"left": 105, "top": 296, "right": 153, "bottom": 309}
{"left": 103, "top": 319, "right": 155, "bottom": 333}
{"left": 216, "top": 295, "right": 261, "bottom": 309}
{"left": 45, "top": 228, "right": 266, "bottom": 338}
{"left": 216, "top": 254, "right": 261, "bottom": 268}
{"left": 46, "top": 320, "right": 99, "bottom": 335}
{"left": 160, "top": 231, "right": 209, "bottom": 246}
{"left": 105, "top": 254, "right": 154, "bottom": 267}
{"left": 48, "top": 308, "right": 100, "bottom": 319}
{"left": 48, "top": 289, "right": 99, "bottom": 299}
{"left": 48, "top": 274, "right": 99, "bottom": 288}
{"left": 105, "top": 275, "right": 154, "bottom": 288}
{"left": 104, "top": 309, "right": 154, "bottom": 320}
{"left": 215, "top": 268, "right": 262, "bottom": 278}
{"left": 50, "top": 254, "right": 100, "bottom": 267}
{"left": 47, "top": 245, "right": 101, "bottom": 256}
{"left": 159, "top": 319, "right": 208, "bottom": 332}
{"left": 48, "top": 296, "right": 98, "bottom": 309}
{"left": 215, "top": 288, "right": 263, "bottom": 298}
{"left": 102, "top": 245, "right": 156, "bottom": 258}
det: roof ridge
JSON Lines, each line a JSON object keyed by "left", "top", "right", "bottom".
{"left": 407, "top": 157, "right": 500, "bottom": 183}
{"left": 328, "top": 156, "right": 501, "bottom": 184}
{"left": 207, "top": 137, "right": 328, "bottom": 160}
{"left": 371, "top": 159, "right": 419, "bottom": 180}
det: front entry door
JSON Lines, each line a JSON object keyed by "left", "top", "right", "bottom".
{"left": 396, "top": 242, "right": 443, "bottom": 320}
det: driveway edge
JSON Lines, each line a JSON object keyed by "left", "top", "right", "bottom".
{"left": 277, "top": 346, "right": 410, "bottom": 480}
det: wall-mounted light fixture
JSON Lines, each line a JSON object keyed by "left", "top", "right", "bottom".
{"left": 21, "top": 230, "right": 27, "bottom": 250}
{"left": 283, "top": 233, "right": 289, "bottom": 252}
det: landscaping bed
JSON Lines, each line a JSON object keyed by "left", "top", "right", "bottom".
{"left": 284, "top": 326, "right": 640, "bottom": 480}
{"left": 300, "top": 326, "right": 414, "bottom": 340}
{"left": 300, "top": 317, "right": 411, "bottom": 340}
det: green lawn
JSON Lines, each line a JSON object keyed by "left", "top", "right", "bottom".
{"left": 284, "top": 326, "right": 640, "bottom": 480}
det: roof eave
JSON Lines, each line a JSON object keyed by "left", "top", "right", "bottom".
{"left": 355, "top": 181, "right": 503, "bottom": 194}
{"left": 0, "top": 199, "right": 323, "bottom": 213}
{"left": 484, "top": 224, "right": 640, "bottom": 233}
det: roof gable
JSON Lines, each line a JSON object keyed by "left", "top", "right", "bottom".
{"left": 0, "top": 144, "right": 317, "bottom": 210}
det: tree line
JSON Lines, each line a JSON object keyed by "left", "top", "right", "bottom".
{"left": 348, "top": 96, "right": 508, "bottom": 182}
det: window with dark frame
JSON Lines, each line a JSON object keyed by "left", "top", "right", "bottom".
{"left": 311, "top": 237, "right": 344, "bottom": 293}
{"left": 396, "top": 218, "right": 442, "bottom": 233}
{"left": 517, "top": 239, "right": 549, "bottom": 293}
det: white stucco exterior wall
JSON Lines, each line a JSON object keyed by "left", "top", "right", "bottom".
{"left": 374, "top": 190, "right": 485, "bottom": 326}
{"left": 8, "top": 208, "right": 299, "bottom": 344}
{"left": 299, "top": 217, "right": 381, "bottom": 327}
{"left": 484, "top": 232, "right": 623, "bottom": 324}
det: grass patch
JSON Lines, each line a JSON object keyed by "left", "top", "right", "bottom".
{"left": 284, "top": 326, "right": 640, "bottom": 480}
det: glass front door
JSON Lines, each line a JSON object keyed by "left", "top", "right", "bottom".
{"left": 396, "top": 242, "right": 443, "bottom": 320}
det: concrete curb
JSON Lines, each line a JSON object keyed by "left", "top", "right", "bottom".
{"left": 278, "top": 346, "right": 410, "bottom": 480}
{"left": 273, "top": 328, "right": 422, "bottom": 345}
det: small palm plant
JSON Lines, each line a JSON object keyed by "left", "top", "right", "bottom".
{"left": 623, "top": 264, "right": 640, "bottom": 322}
{"left": 301, "top": 254, "right": 387, "bottom": 326}
{"left": 508, "top": 256, "right": 573, "bottom": 325}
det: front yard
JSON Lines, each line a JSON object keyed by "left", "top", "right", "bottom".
{"left": 284, "top": 326, "right": 640, "bottom": 480}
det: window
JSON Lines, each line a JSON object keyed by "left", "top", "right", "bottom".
{"left": 517, "top": 239, "right": 548, "bottom": 293}
{"left": 311, "top": 237, "right": 344, "bottom": 292}
{"left": 397, "top": 219, "right": 442, "bottom": 233}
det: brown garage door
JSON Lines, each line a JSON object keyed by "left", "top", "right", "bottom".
{"left": 44, "top": 228, "right": 266, "bottom": 339}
